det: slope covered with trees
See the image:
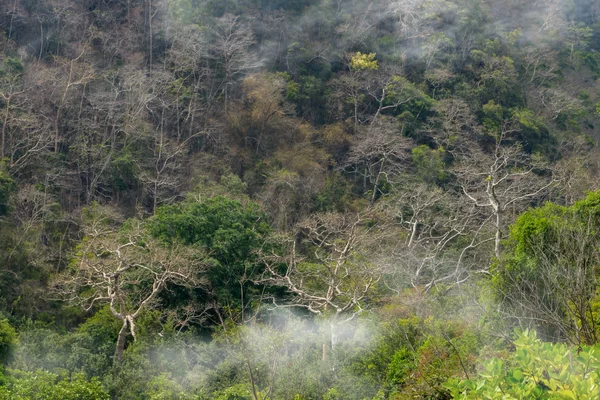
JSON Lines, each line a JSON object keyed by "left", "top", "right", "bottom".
{"left": 0, "top": 0, "right": 600, "bottom": 398}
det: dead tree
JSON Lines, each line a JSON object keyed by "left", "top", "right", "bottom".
{"left": 453, "top": 124, "right": 557, "bottom": 260}
{"left": 377, "top": 184, "right": 492, "bottom": 292}
{"left": 259, "top": 211, "right": 384, "bottom": 360}
{"left": 55, "top": 207, "right": 203, "bottom": 361}
{"left": 344, "top": 117, "right": 413, "bottom": 204}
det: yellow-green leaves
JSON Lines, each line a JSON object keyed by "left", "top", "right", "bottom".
{"left": 350, "top": 52, "right": 379, "bottom": 71}
{"left": 445, "top": 330, "right": 600, "bottom": 399}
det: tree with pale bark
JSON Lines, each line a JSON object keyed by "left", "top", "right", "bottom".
{"left": 452, "top": 123, "right": 558, "bottom": 260}
{"left": 55, "top": 205, "right": 204, "bottom": 361}
{"left": 259, "top": 211, "right": 385, "bottom": 359}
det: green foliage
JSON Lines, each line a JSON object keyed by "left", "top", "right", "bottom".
{"left": 67, "top": 307, "right": 122, "bottom": 377}
{"left": 12, "top": 324, "right": 70, "bottom": 373}
{"left": 212, "top": 384, "right": 252, "bottom": 400}
{"left": 0, "top": 319, "right": 16, "bottom": 364}
{"left": 2, "top": 0, "right": 600, "bottom": 399}
{"left": 346, "top": 311, "right": 483, "bottom": 399}
{"left": 149, "top": 196, "right": 271, "bottom": 314}
{"left": 412, "top": 145, "right": 446, "bottom": 185}
{"left": 0, "top": 57, "right": 24, "bottom": 78}
{"left": 150, "top": 196, "right": 270, "bottom": 257}
{"left": 481, "top": 100, "right": 504, "bottom": 134}
{"left": 146, "top": 373, "right": 189, "bottom": 400}
{"left": 511, "top": 108, "right": 554, "bottom": 154}
{"left": 284, "top": 75, "right": 328, "bottom": 124}
{"left": 187, "top": 174, "right": 249, "bottom": 202}
{"left": 493, "top": 190, "right": 600, "bottom": 343}
{"left": 0, "top": 166, "right": 15, "bottom": 216}
{"left": 446, "top": 330, "right": 600, "bottom": 399}
{"left": 107, "top": 152, "right": 139, "bottom": 192}
{"left": 0, "top": 370, "right": 109, "bottom": 400}
{"left": 313, "top": 174, "right": 353, "bottom": 212}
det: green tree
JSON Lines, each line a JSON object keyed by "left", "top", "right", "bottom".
{"left": 149, "top": 196, "right": 272, "bottom": 323}
{"left": 0, "top": 166, "right": 15, "bottom": 216}
{"left": 412, "top": 145, "right": 446, "bottom": 185}
{"left": 493, "top": 190, "right": 600, "bottom": 345}
{"left": 0, "top": 319, "right": 16, "bottom": 364}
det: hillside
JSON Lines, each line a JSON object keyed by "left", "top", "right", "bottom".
{"left": 1, "top": 0, "right": 600, "bottom": 398}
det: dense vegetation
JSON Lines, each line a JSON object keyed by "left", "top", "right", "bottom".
{"left": 1, "top": 0, "right": 600, "bottom": 398}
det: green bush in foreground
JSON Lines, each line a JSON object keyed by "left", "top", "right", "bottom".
{"left": 445, "top": 330, "right": 600, "bottom": 399}
{"left": 0, "top": 370, "right": 109, "bottom": 400}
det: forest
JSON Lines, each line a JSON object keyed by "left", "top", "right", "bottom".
{"left": 1, "top": 0, "right": 600, "bottom": 398}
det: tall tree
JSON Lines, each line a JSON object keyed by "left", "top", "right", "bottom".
{"left": 56, "top": 206, "right": 203, "bottom": 361}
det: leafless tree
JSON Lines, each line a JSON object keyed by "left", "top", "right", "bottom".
{"left": 523, "top": 47, "right": 559, "bottom": 87}
{"left": 54, "top": 207, "right": 204, "bottom": 361}
{"left": 48, "top": 50, "right": 95, "bottom": 153}
{"left": 344, "top": 117, "right": 413, "bottom": 204}
{"left": 118, "top": 67, "right": 205, "bottom": 213}
{"left": 385, "top": 0, "right": 435, "bottom": 40}
{"left": 453, "top": 125, "right": 558, "bottom": 259}
{"left": 211, "top": 14, "right": 260, "bottom": 115}
{"left": 0, "top": 58, "right": 53, "bottom": 173}
{"left": 166, "top": 24, "right": 215, "bottom": 141}
{"left": 374, "top": 183, "right": 493, "bottom": 295}
{"left": 537, "top": 87, "right": 584, "bottom": 122}
{"left": 258, "top": 211, "right": 385, "bottom": 359}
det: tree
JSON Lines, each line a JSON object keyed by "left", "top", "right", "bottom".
{"left": 0, "top": 57, "right": 53, "bottom": 173}
{"left": 47, "top": 50, "right": 95, "bottom": 153}
{"left": 259, "top": 211, "right": 385, "bottom": 359}
{"left": 234, "top": 72, "right": 290, "bottom": 154}
{"left": 56, "top": 205, "right": 203, "bottom": 361}
{"left": 493, "top": 191, "right": 600, "bottom": 345}
{"left": 344, "top": 117, "right": 413, "bottom": 204}
{"left": 0, "top": 370, "right": 109, "bottom": 400}
{"left": 211, "top": 14, "right": 260, "bottom": 115}
{"left": 453, "top": 123, "right": 557, "bottom": 260}
{"left": 119, "top": 67, "right": 204, "bottom": 213}
{"left": 149, "top": 195, "right": 272, "bottom": 324}
{"left": 376, "top": 184, "right": 491, "bottom": 292}
{"left": 565, "top": 23, "right": 593, "bottom": 60}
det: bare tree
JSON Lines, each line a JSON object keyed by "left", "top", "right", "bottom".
{"left": 55, "top": 207, "right": 204, "bottom": 361}
{"left": 453, "top": 125, "right": 557, "bottom": 260}
{"left": 118, "top": 67, "right": 204, "bottom": 213}
{"left": 344, "top": 117, "right": 413, "bottom": 204}
{"left": 377, "top": 184, "right": 492, "bottom": 292}
{"left": 48, "top": 50, "right": 95, "bottom": 153}
{"left": 166, "top": 24, "right": 215, "bottom": 141}
{"left": 259, "top": 211, "right": 384, "bottom": 359}
{"left": 0, "top": 58, "right": 53, "bottom": 173}
{"left": 211, "top": 14, "right": 260, "bottom": 115}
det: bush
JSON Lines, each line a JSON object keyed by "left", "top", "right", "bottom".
{"left": 0, "top": 370, "right": 109, "bottom": 400}
{"left": 0, "top": 319, "right": 16, "bottom": 364}
{"left": 446, "top": 330, "right": 600, "bottom": 399}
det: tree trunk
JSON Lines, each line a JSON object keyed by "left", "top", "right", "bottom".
{"left": 1, "top": 97, "right": 10, "bottom": 159}
{"left": 115, "top": 319, "right": 128, "bottom": 362}
{"left": 322, "top": 322, "right": 336, "bottom": 363}
{"left": 148, "top": 0, "right": 153, "bottom": 75}
{"left": 321, "top": 342, "right": 329, "bottom": 361}
{"left": 494, "top": 210, "right": 502, "bottom": 260}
